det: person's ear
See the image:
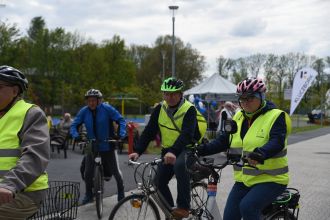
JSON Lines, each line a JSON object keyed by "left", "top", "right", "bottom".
{"left": 13, "top": 85, "right": 20, "bottom": 96}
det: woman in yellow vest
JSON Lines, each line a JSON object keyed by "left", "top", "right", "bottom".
{"left": 197, "top": 77, "right": 290, "bottom": 220}
{"left": 0, "top": 66, "right": 49, "bottom": 219}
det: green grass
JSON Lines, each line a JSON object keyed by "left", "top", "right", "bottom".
{"left": 291, "top": 125, "right": 325, "bottom": 134}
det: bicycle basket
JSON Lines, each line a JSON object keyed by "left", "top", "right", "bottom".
{"left": 188, "top": 157, "right": 213, "bottom": 182}
{"left": 28, "top": 181, "right": 80, "bottom": 220}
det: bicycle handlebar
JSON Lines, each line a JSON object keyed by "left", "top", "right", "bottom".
{"left": 128, "top": 158, "right": 163, "bottom": 166}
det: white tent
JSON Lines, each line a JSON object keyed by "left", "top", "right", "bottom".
{"left": 184, "top": 73, "right": 237, "bottom": 101}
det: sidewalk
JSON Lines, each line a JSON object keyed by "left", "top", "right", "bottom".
{"left": 77, "top": 133, "right": 330, "bottom": 220}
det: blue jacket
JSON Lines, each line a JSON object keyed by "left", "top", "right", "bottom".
{"left": 198, "top": 100, "right": 287, "bottom": 159}
{"left": 71, "top": 103, "right": 126, "bottom": 151}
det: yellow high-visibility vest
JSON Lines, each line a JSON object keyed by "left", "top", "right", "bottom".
{"left": 158, "top": 100, "right": 207, "bottom": 148}
{"left": 231, "top": 109, "right": 291, "bottom": 187}
{"left": 0, "top": 100, "right": 48, "bottom": 192}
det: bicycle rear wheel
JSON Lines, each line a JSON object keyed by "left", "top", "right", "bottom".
{"left": 191, "top": 182, "right": 208, "bottom": 211}
{"left": 267, "top": 210, "right": 296, "bottom": 220}
{"left": 94, "top": 165, "right": 104, "bottom": 219}
{"left": 109, "top": 194, "right": 161, "bottom": 220}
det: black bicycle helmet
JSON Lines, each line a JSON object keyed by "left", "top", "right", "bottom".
{"left": 84, "top": 89, "right": 103, "bottom": 98}
{"left": 161, "top": 77, "right": 184, "bottom": 92}
{"left": 0, "top": 65, "right": 28, "bottom": 93}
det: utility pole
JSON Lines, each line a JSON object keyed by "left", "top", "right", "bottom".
{"left": 169, "top": 5, "right": 179, "bottom": 78}
{"left": 161, "top": 50, "right": 166, "bottom": 81}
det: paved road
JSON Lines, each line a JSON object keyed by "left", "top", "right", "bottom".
{"left": 46, "top": 126, "right": 330, "bottom": 219}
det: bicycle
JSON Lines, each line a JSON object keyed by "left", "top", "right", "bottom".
{"left": 82, "top": 138, "right": 123, "bottom": 219}
{"left": 108, "top": 157, "right": 208, "bottom": 220}
{"left": 187, "top": 151, "right": 300, "bottom": 220}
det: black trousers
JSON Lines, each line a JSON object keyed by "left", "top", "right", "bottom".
{"left": 83, "top": 149, "right": 124, "bottom": 198}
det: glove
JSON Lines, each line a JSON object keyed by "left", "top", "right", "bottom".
{"left": 74, "top": 136, "right": 82, "bottom": 142}
{"left": 247, "top": 152, "right": 265, "bottom": 164}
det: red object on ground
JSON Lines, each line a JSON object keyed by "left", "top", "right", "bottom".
{"left": 127, "top": 122, "right": 138, "bottom": 154}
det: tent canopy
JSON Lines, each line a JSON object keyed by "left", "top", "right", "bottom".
{"left": 184, "top": 73, "right": 237, "bottom": 101}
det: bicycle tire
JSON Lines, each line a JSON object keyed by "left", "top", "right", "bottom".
{"left": 267, "top": 210, "right": 296, "bottom": 220}
{"left": 94, "top": 165, "right": 104, "bottom": 219}
{"left": 109, "top": 194, "right": 161, "bottom": 220}
{"left": 191, "top": 182, "right": 208, "bottom": 211}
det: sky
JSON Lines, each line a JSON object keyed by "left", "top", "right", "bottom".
{"left": 0, "top": 0, "right": 329, "bottom": 77}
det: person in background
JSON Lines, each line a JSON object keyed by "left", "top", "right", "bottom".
{"left": 0, "top": 65, "right": 50, "bottom": 219}
{"left": 129, "top": 77, "right": 202, "bottom": 219}
{"left": 198, "top": 77, "right": 291, "bottom": 220}
{"left": 71, "top": 89, "right": 126, "bottom": 204}
{"left": 57, "top": 112, "right": 73, "bottom": 137}
{"left": 217, "top": 101, "right": 238, "bottom": 133}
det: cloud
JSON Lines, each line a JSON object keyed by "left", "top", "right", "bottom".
{"left": 230, "top": 18, "right": 267, "bottom": 37}
{"left": 0, "top": 0, "right": 329, "bottom": 77}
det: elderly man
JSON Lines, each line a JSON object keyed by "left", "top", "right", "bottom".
{"left": 0, "top": 65, "right": 50, "bottom": 219}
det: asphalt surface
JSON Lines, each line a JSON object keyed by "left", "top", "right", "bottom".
{"left": 46, "top": 126, "right": 330, "bottom": 220}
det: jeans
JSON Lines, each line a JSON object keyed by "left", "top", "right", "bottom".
{"left": 84, "top": 149, "right": 124, "bottom": 201}
{"left": 154, "top": 150, "right": 191, "bottom": 209}
{"left": 223, "top": 181, "right": 286, "bottom": 220}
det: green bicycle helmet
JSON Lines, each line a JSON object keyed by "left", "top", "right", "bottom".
{"left": 161, "top": 77, "right": 184, "bottom": 92}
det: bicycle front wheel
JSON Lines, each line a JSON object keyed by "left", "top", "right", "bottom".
{"left": 94, "top": 165, "right": 104, "bottom": 219}
{"left": 267, "top": 210, "right": 296, "bottom": 220}
{"left": 109, "top": 194, "right": 161, "bottom": 220}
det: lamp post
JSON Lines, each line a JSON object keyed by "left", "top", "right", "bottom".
{"left": 161, "top": 50, "right": 166, "bottom": 81}
{"left": 169, "top": 5, "right": 179, "bottom": 78}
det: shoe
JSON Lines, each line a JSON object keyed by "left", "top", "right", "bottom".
{"left": 104, "top": 176, "right": 111, "bottom": 182}
{"left": 171, "top": 207, "right": 189, "bottom": 218}
{"left": 81, "top": 195, "right": 93, "bottom": 205}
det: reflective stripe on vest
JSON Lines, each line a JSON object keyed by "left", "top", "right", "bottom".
{"left": 231, "top": 109, "right": 290, "bottom": 187}
{"left": 243, "top": 166, "right": 289, "bottom": 176}
{"left": 159, "top": 100, "right": 193, "bottom": 148}
{"left": 0, "top": 100, "right": 48, "bottom": 192}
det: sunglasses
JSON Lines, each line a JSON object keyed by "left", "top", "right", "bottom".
{"left": 0, "top": 83, "right": 14, "bottom": 89}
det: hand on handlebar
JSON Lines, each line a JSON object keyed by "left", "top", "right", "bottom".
{"left": 164, "top": 152, "right": 176, "bottom": 165}
{"left": 74, "top": 136, "right": 83, "bottom": 142}
{"left": 247, "top": 152, "right": 265, "bottom": 165}
{"left": 128, "top": 152, "right": 139, "bottom": 161}
{"left": 0, "top": 188, "right": 14, "bottom": 205}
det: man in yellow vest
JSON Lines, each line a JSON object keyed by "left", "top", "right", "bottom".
{"left": 0, "top": 66, "right": 49, "bottom": 219}
{"left": 129, "top": 77, "right": 206, "bottom": 219}
{"left": 197, "top": 77, "right": 291, "bottom": 220}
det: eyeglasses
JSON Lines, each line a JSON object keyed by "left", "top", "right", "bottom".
{"left": 0, "top": 83, "right": 14, "bottom": 89}
{"left": 238, "top": 96, "right": 256, "bottom": 103}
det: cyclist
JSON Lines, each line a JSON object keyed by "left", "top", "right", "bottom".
{"left": 129, "top": 77, "right": 202, "bottom": 219}
{"left": 197, "top": 77, "right": 290, "bottom": 220}
{"left": 71, "top": 89, "right": 126, "bottom": 204}
{"left": 0, "top": 65, "right": 50, "bottom": 219}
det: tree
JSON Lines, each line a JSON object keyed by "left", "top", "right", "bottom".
{"left": 0, "top": 21, "right": 21, "bottom": 64}
{"left": 246, "top": 53, "right": 266, "bottom": 77}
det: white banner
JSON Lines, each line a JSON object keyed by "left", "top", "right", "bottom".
{"left": 290, "top": 67, "right": 317, "bottom": 115}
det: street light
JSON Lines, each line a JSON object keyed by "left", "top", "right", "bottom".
{"left": 161, "top": 50, "right": 166, "bottom": 81}
{"left": 169, "top": 5, "right": 179, "bottom": 78}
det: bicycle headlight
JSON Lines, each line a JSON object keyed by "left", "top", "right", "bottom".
{"left": 130, "top": 199, "right": 142, "bottom": 208}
